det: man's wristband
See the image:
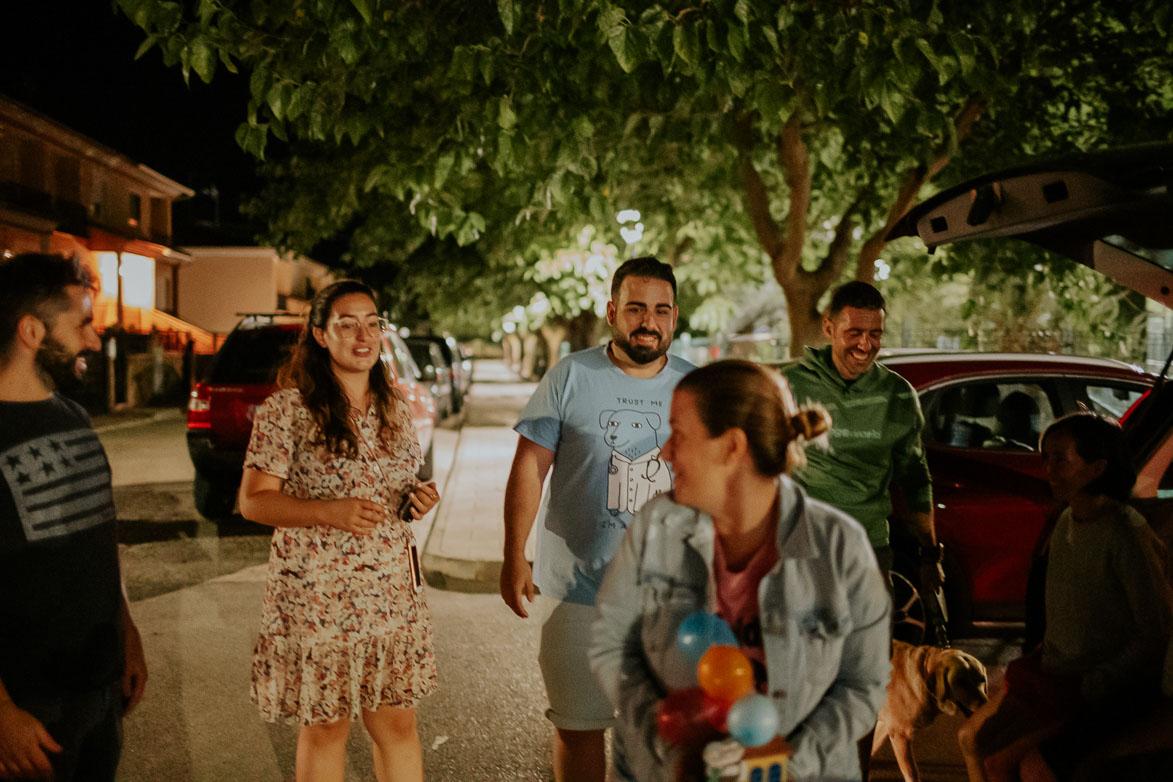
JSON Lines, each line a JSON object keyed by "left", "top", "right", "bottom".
{"left": 918, "top": 542, "right": 944, "bottom": 564}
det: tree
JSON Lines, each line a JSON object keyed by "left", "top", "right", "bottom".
{"left": 120, "top": 0, "right": 1173, "bottom": 353}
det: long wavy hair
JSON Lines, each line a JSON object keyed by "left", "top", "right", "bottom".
{"left": 278, "top": 279, "right": 404, "bottom": 456}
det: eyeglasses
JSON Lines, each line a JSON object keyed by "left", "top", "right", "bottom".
{"left": 330, "top": 317, "right": 386, "bottom": 339}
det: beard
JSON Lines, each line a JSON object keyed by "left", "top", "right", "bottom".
{"left": 611, "top": 326, "right": 669, "bottom": 365}
{"left": 35, "top": 335, "right": 88, "bottom": 394}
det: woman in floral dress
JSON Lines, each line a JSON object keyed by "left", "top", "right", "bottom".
{"left": 239, "top": 280, "right": 438, "bottom": 782}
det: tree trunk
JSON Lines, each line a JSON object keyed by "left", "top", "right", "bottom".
{"left": 540, "top": 320, "right": 568, "bottom": 370}
{"left": 782, "top": 278, "right": 826, "bottom": 357}
{"left": 519, "top": 333, "right": 542, "bottom": 379}
{"left": 567, "top": 310, "right": 600, "bottom": 353}
{"left": 502, "top": 333, "right": 522, "bottom": 373}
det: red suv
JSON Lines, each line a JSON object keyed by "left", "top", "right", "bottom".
{"left": 185, "top": 315, "right": 437, "bottom": 519}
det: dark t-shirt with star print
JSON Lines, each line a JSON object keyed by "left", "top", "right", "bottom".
{"left": 0, "top": 394, "right": 123, "bottom": 699}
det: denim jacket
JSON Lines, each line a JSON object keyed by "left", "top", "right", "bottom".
{"left": 590, "top": 476, "right": 891, "bottom": 782}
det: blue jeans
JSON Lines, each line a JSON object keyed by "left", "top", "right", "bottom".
{"left": 17, "top": 681, "right": 122, "bottom": 782}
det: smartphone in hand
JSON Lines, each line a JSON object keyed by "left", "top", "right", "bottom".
{"left": 396, "top": 488, "right": 417, "bottom": 521}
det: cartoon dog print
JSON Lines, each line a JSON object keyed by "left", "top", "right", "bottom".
{"left": 600, "top": 409, "right": 673, "bottom": 515}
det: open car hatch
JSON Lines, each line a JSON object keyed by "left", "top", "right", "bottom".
{"left": 888, "top": 143, "right": 1173, "bottom": 311}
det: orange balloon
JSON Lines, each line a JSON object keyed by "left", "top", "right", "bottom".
{"left": 696, "top": 645, "right": 755, "bottom": 702}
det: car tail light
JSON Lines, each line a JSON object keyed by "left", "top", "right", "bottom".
{"left": 187, "top": 384, "right": 212, "bottom": 430}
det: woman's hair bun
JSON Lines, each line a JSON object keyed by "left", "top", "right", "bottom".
{"left": 790, "top": 407, "right": 831, "bottom": 441}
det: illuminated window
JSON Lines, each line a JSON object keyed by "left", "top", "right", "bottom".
{"left": 119, "top": 253, "right": 154, "bottom": 309}
{"left": 96, "top": 252, "right": 119, "bottom": 298}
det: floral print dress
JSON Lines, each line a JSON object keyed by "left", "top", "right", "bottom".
{"left": 244, "top": 388, "right": 437, "bottom": 725}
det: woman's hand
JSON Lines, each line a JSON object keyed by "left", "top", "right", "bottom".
{"left": 401, "top": 481, "right": 440, "bottom": 521}
{"left": 320, "top": 498, "right": 386, "bottom": 535}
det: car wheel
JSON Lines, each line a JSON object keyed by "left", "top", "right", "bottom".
{"left": 194, "top": 473, "right": 237, "bottom": 520}
{"left": 889, "top": 568, "right": 928, "bottom": 645}
{"left": 417, "top": 441, "right": 435, "bottom": 482}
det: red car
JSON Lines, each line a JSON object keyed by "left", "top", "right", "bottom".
{"left": 887, "top": 143, "right": 1173, "bottom": 642}
{"left": 185, "top": 315, "right": 437, "bottom": 519}
{"left": 879, "top": 351, "right": 1153, "bottom": 639}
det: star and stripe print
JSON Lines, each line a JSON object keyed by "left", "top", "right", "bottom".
{"left": 1, "top": 427, "right": 115, "bottom": 543}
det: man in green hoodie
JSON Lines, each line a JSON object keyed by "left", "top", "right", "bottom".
{"left": 781, "top": 281, "right": 943, "bottom": 778}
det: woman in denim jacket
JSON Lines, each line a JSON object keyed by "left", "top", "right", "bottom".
{"left": 591, "top": 360, "right": 891, "bottom": 782}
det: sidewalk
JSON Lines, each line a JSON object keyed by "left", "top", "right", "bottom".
{"left": 421, "top": 358, "right": 975, "bottom": 780}
{"left": 421, "top": 359, "right": 537, "bottom": 592}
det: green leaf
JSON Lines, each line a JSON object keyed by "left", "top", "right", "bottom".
{"left": 760, "top": 25, "right": 780, "bottom": 56}
{"left": 878, "top": 84, "right": 901, "bottom": 124}
{"left": 190, "top": 38, "right": 216, "bottom": 83}
{"left": 950, "top": 33, "right": 978, "bottom": 77}
{"left": 573, "top": 116, "right": 594, "bottom": 140}
{"left": 733, "top": 0, "right": 751, "bottom": 24}
{"left": 727, "top": 23, "right": 747, "bottom": 62}
{"left": 497, "top": 0, "right": 516, "bottom": 35}
{"left": 498, "top": 97, "right": 517, "bottom": 129}
{"left": 286, "top": 84, "right": 314, "bottom": 120}
{"left": 495, "top": 132, "right": 514, "bottom": 174}
{"left": 133, "top": 35, "right": 156, "bottom": 61}
{"left": 608, "top": 26, "right": 637, "bottom": 73}
{"left": 350, "top": 0, "right": 373, "bottom": 25}
{"left": 434, "top": 151, "right": 456, "bottom": 187}
{"left": 198, "top": 0, "right": 215, "bottom": 25}
{"left": 857, "top": 31, "right": 868, "bottom": 48}
{"left": 914, "top": 38, "right": 941, "bottom": 75}
{"left": 673, "top": 22, "right": 700, "bottom": 67}
{"left": 218, "top": 49, "right": 238, "bottom": 74}
{"left": 597, "top": 5, "right": 627, "bottom": 36}
{"left": 266, "top": 81, "right": 287, "bottom": 120}
{"left": 234, "top": 122, "right": 268, "bottom": 159}
{"left": 346, "top": 113, "right": 370, "bottom": 145}
{"left": 249, "top": 64, "right": 269, "bottom": 101}
{"left": 364, "top": 165, "right": 391, "bottom": 193}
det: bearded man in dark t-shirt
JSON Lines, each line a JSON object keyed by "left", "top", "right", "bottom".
{"left": 0, "top": 253, "right": 147, "bottom": 782}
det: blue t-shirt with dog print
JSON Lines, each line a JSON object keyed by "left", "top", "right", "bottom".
{"left": 515, "top": 344, "right": 694, "bottom": 605}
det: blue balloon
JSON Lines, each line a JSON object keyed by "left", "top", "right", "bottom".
{"left": 676, "top": 612, "right": 738, "bottom": 663}
{"left": 727, "top": 693, "right": 779, "bottom": 748}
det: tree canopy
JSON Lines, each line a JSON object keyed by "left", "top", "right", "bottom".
{"left": 120, "top": 0, "right": 1173, "bottom": 350}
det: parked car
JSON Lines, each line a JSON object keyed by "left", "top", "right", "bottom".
{"left": 409, "top": 334, "right": 470, "bottom": 412}
{"left": 185, "top": 314, "right": 437, "bottom": 520}
{"left": 404, "top": 336, "right": 454, "bottom": 419}
{"left": 883, "top": 143, "right": 1173, "bottom": 640}
{"left": 889, "top": 352, "right": 1148, "bottom": 640}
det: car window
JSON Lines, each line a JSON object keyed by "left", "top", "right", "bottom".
{"left": 923, "top": 381, "right": 1055, "bottom": 451}
{"left": 1080, "top": 382, "right": 1147, "bottom": 420}
{"left": 209, "top": 327, "right": 298, "bottom": 384}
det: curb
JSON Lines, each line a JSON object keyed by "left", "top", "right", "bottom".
{"left": 94, "top": 407, "right": 184, "bottom": 434}
{"left": 420, "top": 552, "right": 501, "bottom": 594}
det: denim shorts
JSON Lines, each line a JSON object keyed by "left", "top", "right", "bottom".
{"left": 17, "top": 680, "right": 123, "bottom": 782}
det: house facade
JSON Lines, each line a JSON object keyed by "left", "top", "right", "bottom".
{"left": 0, "top": 95, "right": 211, "bottom": 407}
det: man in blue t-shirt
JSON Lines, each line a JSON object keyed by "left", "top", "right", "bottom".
{"left": 0, "top": 254, "right": 147, "bottom": 782}
{"left": 501, "top": 256, "right": 694, "bottom": 782}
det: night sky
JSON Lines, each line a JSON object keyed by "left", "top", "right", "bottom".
{"left": 0, "top": 2, "right": 258, "bottom": 234}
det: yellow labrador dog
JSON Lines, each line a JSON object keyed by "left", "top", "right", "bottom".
{"left": 872, "top": 640, "right": 989, "bottom": 782}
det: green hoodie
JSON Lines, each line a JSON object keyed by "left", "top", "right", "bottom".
{"left": 780, "top": 345, "right": 932, "bottom": 548}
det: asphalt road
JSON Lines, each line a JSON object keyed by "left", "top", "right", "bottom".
{"left": 98, "top": 389, "right": 1023, "bottom": 781}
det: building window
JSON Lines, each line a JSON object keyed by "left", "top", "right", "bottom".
{"left": 128, "top": 193, "right": 141, "bottom": 227}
